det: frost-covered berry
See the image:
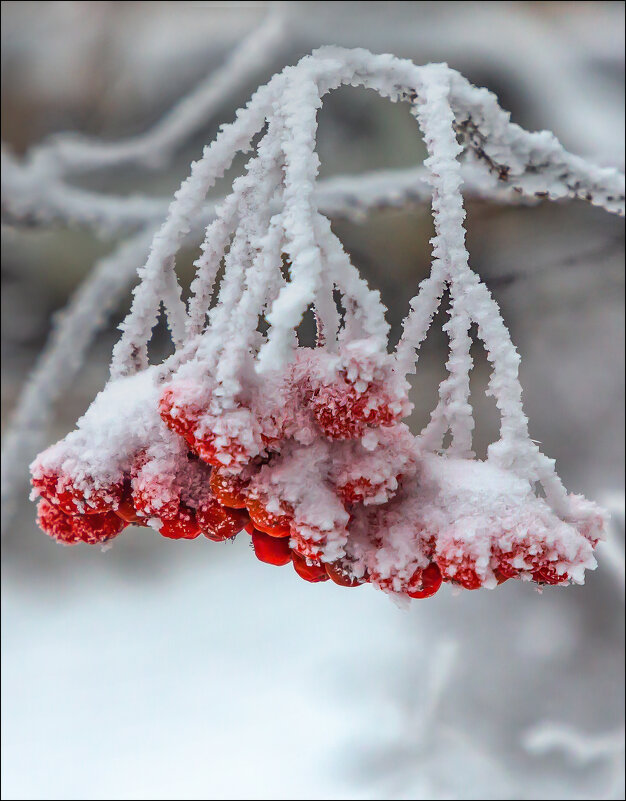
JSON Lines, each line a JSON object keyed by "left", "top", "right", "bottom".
{"left": 307, "top": 380, "right": 403, "bottom": 440}
{"left": 158, "top": 505, "right": 201, "bottom": 540}
{"left": 37, "top": 499, "right": 126, "bottom": 545}
{"left": 406, "top": 562, "right": 442, "bottom": 599}
{"left": 246, "top": 495, "right": 292, "bottom": 538}
{"left": 159, "top": 383, "right": 263, "bottom": 469}
{"left": 291, "top": 551, "right": 329, "bottom": 583}
{"left": 493, "top": 545, "right": 568, "bottom": 585}
{"left": 131, "top": 471, "right": 181, "bottom": 522}
{"left": 325, "top": 560, "right": 366, "bottom": 587}
{"left": 532, "top": 563, "right": 568, "bottom": 586}
{"left": 336, "top": 473, "right": 402, "bottom": 507}
{"left": 158, "top": 384, "right": 202, "bottom": 446}
{"left": 196, "top": 499, "right": 249, "bottom": 541}
{"left": 337, "top": 476, "right": 375, "bottom": 505}
{"left": 289, "top": 529, "right": 325, "bottom": 561}
{"left": 251, "top": 529, "right": 292, "bottom": 566}
{"left": 159, "top": 384, "right": 220, "bottom": 464}
{"left": 31, "top": 467, "right": 123, "bottom": 516}
{"left": 492, "top": 551, "right": 521, "bottom": 581}
{"left": 437, "top": 554, "right": 482, "bottom": 590}
{"left": 209, "top": 468, "right": 249, "bottom": 509}
{"left": 301, "top": 344, "right": 410, "bottom": 440}
{"left": 308, "top": 382, "right": 369, "bottom": 440}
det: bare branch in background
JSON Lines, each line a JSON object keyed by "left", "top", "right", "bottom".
{"left": 0, "top": 154, "right": 534, "bottom": 237}
{"left": 23, "top": 8, "right": 288, "bottom": 177}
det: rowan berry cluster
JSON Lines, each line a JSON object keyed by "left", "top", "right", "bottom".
{"left": 30, "top": 338, "right": 602, "bottom": 598}
{"left": 25, "top": 47, "right": 611, "bottom": 600}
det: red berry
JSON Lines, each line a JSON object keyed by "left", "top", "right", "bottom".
{"left": 292, "top": 551, "right": 329, "bottom": 583}
{"left": 532, "top": 563, "right": 568, "bottom": 586}
{"left": 37, "top": 499, "right": 126, "bottom": 545}
{"left": 337, "top": 477, "right": 373, "bottom": 505}
{"left": 251, "top": 529, "right": 292, "bottom": 566}
{"left": 32, "top": 468, "right": 122, "bottom": 515}
{"left": 437, "top": 555, "right": 482, "bottom": 590}
{"left": 115, "top": 498, "right": 144, "bottom": 524}
{"left": 131, "top": 479, "right": 180, "bottom": 522}
{"left": 493, "top": 569, "right": 512, "bottom": 585}
{"left": 307, "top": 372, "right": 402, "bottom": 440}
{"left": 246, "top": 496, "right": 292, "bottom": 538}
{"left": 325, "top": 561, "right": 366, "bottom": 587}
{"left": 209, "top": 468, "right": 249, "bottom": 509}
{"left": 196, "top": 500, "right": 249, "bottom": 541}
{"left": 158, "top": 505, "right": 201, "bottom": 540}
{"left": 159, "top": 385, "right": 201, "bottom": 445}
{"left": 407, "top": 562, "right": 442, "bottom": 599}
{"left": 289, "top": 529, "right": 324, "bottom": 561}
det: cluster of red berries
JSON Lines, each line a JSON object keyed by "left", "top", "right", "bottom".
{"left": 31, "top": 341, "right": 592, "bottom": 595}
{"left": 345, "top": 490, "right": 578, "bottom": 593}
{"left": 33, "top": 455, "right": 248, "bottom": 543}
{"left": 436, "top": 544, "right": 568, "bottom": 588}
{"left": 31, "top": 345, "right": 426, "bottom": 593}
{"left": 32, "top": 455, "right": 402, "bottom": 589}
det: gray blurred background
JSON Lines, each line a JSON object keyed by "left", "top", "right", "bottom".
{"left": 1, "top": 2, "right": 624, "bottom": 799}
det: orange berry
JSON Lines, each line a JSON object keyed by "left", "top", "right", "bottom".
{"left": 246, "top": 496, "right": 292, "bottom": 538}
{"left": 115, "top": 498, "right": 143, "bottom": 524}
{"left": 209, "top": 468, "right": 248, "bottom": 508}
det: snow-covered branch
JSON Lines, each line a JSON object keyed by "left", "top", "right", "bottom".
{"left": 524, "top": 723, "right": 625, "bottom": 766}
{"left": 448, "top": 72, "right": 626, "bottom": 216}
